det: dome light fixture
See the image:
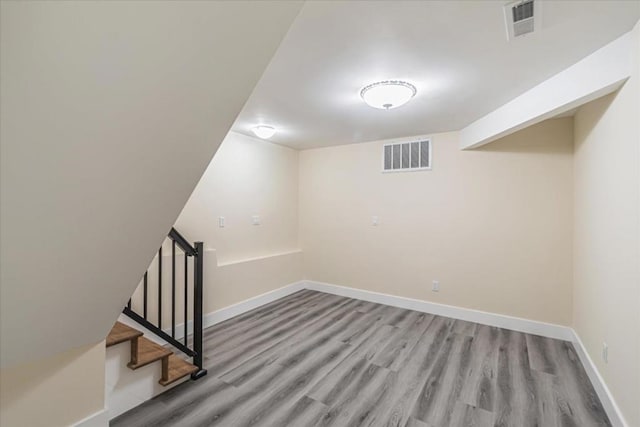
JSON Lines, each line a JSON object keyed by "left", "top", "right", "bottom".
{"left": 360, "top": 80, "right": 417, "bottom": 110}
{"left": 252, "top": 125, "right": 276, "bottom": 139}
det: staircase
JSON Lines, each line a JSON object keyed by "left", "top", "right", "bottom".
{"left": 106, "top": 321, "right": 199, "bottom": 386}
{"left": 108, "top": 227, "right": 207, "bottom": 396}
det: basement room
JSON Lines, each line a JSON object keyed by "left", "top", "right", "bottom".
{"left": 1, "top": 1, "right": 639, "bottom": 426}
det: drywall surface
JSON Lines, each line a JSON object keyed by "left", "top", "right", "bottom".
{"left": 0, "top": 1, "right": 302, "bottom": 368}
{"left": 0, "top": 341, "right": 105, "bottom": 427}
{"left": 300, "top": 119, "right": 574, "bottom": 325}
{"left": 127, "top": 132, "right": 303, "bottom": 328}
{"left": 572, "top": 22, "right": 640, "bottom": 427}
{"left": 176, "top": 132, "right": 300, "bottom": 264}
{"left": 460, "top": 30, "right": 634, "bottom": 149}
{"left": 208, "top": 250, "right": 303, "bottom": 311}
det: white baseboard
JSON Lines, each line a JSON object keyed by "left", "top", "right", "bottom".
{"left": 570, "top": 330, "right": 628, "bottom": 427}
{"left": 201, "top": 281, "right": 307, "bottom": 330}
{"left": 303, "top": 280, "right": 574, "bottom": 341}
{"left": 72, "top": 409, "right": 108, "bottom": 427}
{"left": 166, "top": 281, "right": 307, "bottom": 340}
{"left": 168, "top": 278, "right": 572, "bottom": 343}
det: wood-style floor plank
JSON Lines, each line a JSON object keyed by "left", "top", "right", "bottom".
{"left": 409, "top": 333, "right": 474, "bottom": 426}
{"left": 269, "top": 395, "right": 330, "bottom": 427}
{"left": 451, "top": 319, "right": 478, "bottom": 337}
{"left": 308, "top": 327, "right": 397, "bottom": 405}
{"left": 493, "top": 329, "right": 540, "bottom": 427}
{"left": 202, "top": 294, "right": 348, "bottom": 376}
{"left": 551, "top": 339, "right": 611, "bottom": 426}
{"left": 349, "top": 315, "right": 455, "bottom": 427}
{"left": 459, "top": 325, "right": 499, "bottom": 412}
{"left": 111, "top": 291, "right": 611, "bottom": 427}
{"left": 525, "top": 334, "right": 558, "bottom": 375}
{"left": 448, "top": 401, "right": 494, "bottom": 427}
{"left": 372, "top": 311, "right": 434, "bottom": 371}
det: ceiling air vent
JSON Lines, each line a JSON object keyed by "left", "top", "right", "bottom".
{"left": 504, "top": 0, "right": 540, "bottom": 40}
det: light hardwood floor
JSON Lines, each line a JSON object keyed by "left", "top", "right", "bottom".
{"left": 111, "top": 290, "right": 610, "bottom": 427}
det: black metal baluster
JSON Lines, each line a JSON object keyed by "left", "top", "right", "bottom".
{"left": 191, "top": 242, "right": 207, "bottom": 379}
{"left": 143, "top": 271, "right": 148, "bottom": 319}
{"left": 184, "top": 253, "right": 188, "bottom": 346}
{"left": 158, "top": 246, "right": 162, "bottom": 329}
{"left": 172, "top": 240, "right": 176, "bottom": 338}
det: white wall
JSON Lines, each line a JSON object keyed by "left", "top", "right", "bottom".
{"left": 0, "top": 341, "right": 106, "bottom": 427}
{"left": 174, "top": 131, "right": 303, "bottom": 309}
{"left": 176, "top": 132, "right": 300, "bottom": 264}
{"left": 572, "top": 22, "right": 640, "bottom": 427}
{"left": 299, "top": 118, "right": 574, "bottom": 326}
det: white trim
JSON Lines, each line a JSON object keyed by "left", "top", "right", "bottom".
{"left": 380, "top": 167, "right": 432, "bottom": 174}
{"left": 167, "top": 278, "right": 574, "bottom": 342}
{"left": 72, "top": 409, "right": 108, "bottom": 427}
{"left": 303, "top": 280, "right": 573, "bottom": 341}
{"left": 460, "top": 29, "right": 634, "bottom": 150}
{"left": 165, "top": 281, "right": 307, "bottom": 339}
{"left": 570, "top": 330, "right": 628, "bottom": 427}
{"left": 201, "top": 281, "right": 307, "bottom": 330}
{"left": 216, "top": 250, "right": 302, "bottom": 267}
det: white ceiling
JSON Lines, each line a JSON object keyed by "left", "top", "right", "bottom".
{"left": 232, "top": 1, "right": 640, "bottom": 149}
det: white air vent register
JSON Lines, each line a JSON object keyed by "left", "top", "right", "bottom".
{"left": 504, "top": 0, "right": 541, "bottom": 40}
{"left": 383, "top": 140, "right": 431, "bottom": 172}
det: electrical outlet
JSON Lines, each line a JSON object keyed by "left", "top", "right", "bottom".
{"left": 372, "top": 216, "right": 379, "bottom": 226}
{"left": 432, "top": 280, "right": 440, "bottom": 292}
{"left": 252, "top": 215, "right": 261, "bottom": 225}
{"left": 602, "top": 342, "right": 608, "bottom": 363}
{"left": 218, "top": 216, "right": 225, "bottom": 228}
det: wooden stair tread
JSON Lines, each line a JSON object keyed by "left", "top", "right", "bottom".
{"left": 106, "top": 321, "right": 143, "bottom": 347}
{"left": 159, "top": 354, "right": 199, "bottom": 386}
{"left": 127, "top": 336, "right": 172, "bottom": 369}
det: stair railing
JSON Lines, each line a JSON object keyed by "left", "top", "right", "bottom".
{"left": 123, "top": 227, "right": 207, "bottom": 380}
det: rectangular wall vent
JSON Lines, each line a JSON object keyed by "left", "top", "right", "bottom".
{"left": 512, "top": 0, "right": 534, "bottom": 23}
{"left": 382, "top": 139, "right": 431, "bottom": 172}
{"left": 504, "top": 0, "right": 540, "bottom": 40}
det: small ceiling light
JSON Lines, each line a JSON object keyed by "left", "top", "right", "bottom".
{"left": 360, "top": 80, "right": 417, "bottom": 110}
{"left": 252, "top": 125, "right": 276, "bottom": 139}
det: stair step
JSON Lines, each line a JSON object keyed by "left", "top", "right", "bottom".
{"left": 160, "top": 354, "right": 199, "bottom": 386}
{"left": 127, "top": 336, "right": 172, "bottom": 370}
{"left": 106, "top": 321, "right": 143, "bottom": 347}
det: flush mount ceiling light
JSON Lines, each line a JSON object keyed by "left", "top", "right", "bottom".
{"left": 252, "top": 125, "right": 276, "bottom": 139}
{"left": 360, "top": 80, "right": 417, "bottom": 110}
